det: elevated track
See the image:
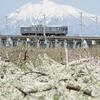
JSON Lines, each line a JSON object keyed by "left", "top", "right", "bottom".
{"left": 0, "top": 35, "right": 100, "bottom": 48}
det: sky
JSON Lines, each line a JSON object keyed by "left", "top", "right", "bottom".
{"left": 0, "top": 0, "right": 99, "bottom": 18}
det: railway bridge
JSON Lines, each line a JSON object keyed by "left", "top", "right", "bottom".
{"left": 0, "top": 35, "right": 99, "bottom": 48}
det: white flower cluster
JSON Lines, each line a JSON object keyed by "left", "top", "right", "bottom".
{"left": 0, "top": 54, "right": 100, "bottom": 100}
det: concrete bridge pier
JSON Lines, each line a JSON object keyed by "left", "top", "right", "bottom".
{"left": 67, "top": 40, "right": 74, "bottom": 48}
{"left": 64, "top": 40, "right": 68, "bottom": 48}
{"left": 17, "top": 38, "right": 22, "bottom": 46}
{"left": 76, "top": 40, "right": 81, "bottom": 48}
{"left": 73, "top": 40, "right": 77, "bottom": 48}
{"left": 92, "top": 40, "right": 96, "bottom": 45}
{"left": 0, "top": 38, "right": 2, "bottom": 46}
{"left": 49, "top": 40, "right": 54, "bottom": 48}
{"left": 6, "top": 37, "right": 13, "bottom": 47}
{"left": 47, "top": 39, "right": 50, "bottom": 48}
{"left": 92, "top": 40, "right": 96, "bottom": 46}
{"left": 55, "top": 39, "right": 59, "bottom": 48}
{"left": 81, "top": 39, "right": 89, "bottom": 48}
{"left": 36, "top": 39, "right": 40, "bottom": 48}
{"left": 59, "top": 40, "right": 63, "bottom": 47}
{"left": 26, "top": 38, "right": 31, "bottom": 47}
{"left": 45, "top": 39, "right": 50, "bottom": 48}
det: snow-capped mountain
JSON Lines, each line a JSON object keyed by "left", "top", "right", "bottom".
{"left": 0, "top": 0, "right": 100, "bottom": 35}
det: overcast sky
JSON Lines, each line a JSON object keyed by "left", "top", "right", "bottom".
{"left": 0, "top": 0, "right": 99, "bottom": 17}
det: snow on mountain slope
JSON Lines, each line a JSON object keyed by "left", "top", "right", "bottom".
{"left": 0, "top": 0, "right": 100, "bottom": 35}
{"left": 7, "top": 0, "right": 94, "bottom": 24}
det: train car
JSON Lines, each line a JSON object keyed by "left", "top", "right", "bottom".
{"left": 21, "top": 25, "right": 68, "bottom": 36}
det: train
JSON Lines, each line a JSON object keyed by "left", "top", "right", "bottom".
{"left": 21, "top": 25, "right": 68, "bottom": 36}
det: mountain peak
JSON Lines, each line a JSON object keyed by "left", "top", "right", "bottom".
{"left": 22, "top": 2, "right": 33, "bottom": 7}
{"left": 42, "top": 0, "right": 49, "bottom": 2}
{"left": 41, "top": 0, "right": 51, "bottom": 3}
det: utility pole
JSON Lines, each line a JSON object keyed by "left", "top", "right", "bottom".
{"left": 96, "top": 16, "right": 98, "bottom": 35}
{"left": 5, "top": 16, "right": 8, "bottom": 33}
{"left": 80, "top": 12, "right": 83, "bottom": 35}
{"left": 31, "top": 16, "right": 36, "bottom": 36}
{"left": 43, "top": 14, "right": 47, "bottom": 46}
{"left": 16, "top": 20, "right": 20, "bottom": 35}
{"left": 92, "top": 16, "right": 98, "bottom": 35}
{"left": 43, "top": 14, "right": 46, "bottom": 39}
{"left": 15, "top": 11, "right": 20, "bottom": 35}
{"left": 79, "top": 12, "right": 83, "bottom": 48}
